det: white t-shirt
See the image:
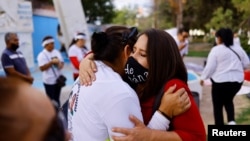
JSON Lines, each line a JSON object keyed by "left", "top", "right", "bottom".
{"left": 68, "top": 61, "right": 169, "bottom": 141}
{"left": 68, "top": 45, "right": 89, "bottom": 73}
{"left": 174, "top": 36, "right": 189, "bottom": 57}
{"left": 37, "top": 49, "right": 64, "bottom": 84}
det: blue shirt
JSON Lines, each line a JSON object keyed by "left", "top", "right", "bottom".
{"left": 1, "top": 48, "right": 29, "bottom": 75}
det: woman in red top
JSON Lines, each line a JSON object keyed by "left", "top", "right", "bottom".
{"left": 111, "top": 29, "right": 206, "bottom": 141}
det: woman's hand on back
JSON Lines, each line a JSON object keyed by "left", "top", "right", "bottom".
{"left": 79, "top": 53, "right": 97, "bottom": 86}
{"left": 158, "top": 85, "right": 191, "bottom": 119}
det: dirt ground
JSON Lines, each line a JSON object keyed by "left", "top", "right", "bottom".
{"left": 184, "top": 56, "right": 250, "bottom": 134}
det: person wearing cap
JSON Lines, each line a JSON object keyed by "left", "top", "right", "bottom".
{"left": 37, "top": 35, "right": 64, "bottom": 106}
{"left": 1, "top": 32, "right": 34, "bottom": 84}
{"left": 68, "top": 32, "right": 89, "bottom": 80}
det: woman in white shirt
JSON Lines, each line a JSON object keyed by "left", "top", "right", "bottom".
{"left": 68, "top": 26, "right": 190, "bottom": 141}
{"left": 200, "top": 27, "right": 250, "bottom": 125}
{"left": 37, "top": 36, "right": 64, "bottom": 106}
{"left": 68, "top": 32, "right": 89, "bottom": 80}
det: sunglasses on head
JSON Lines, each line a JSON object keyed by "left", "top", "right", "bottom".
{"left": 121, "top": 27, "right": 138, "bottom": 45}
{"left": 43, "top": 100, "right": 67, "bottom": 141}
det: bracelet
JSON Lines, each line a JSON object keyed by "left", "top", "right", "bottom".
{"left": 157, "top": 110, "right": 172, "bottom": 120}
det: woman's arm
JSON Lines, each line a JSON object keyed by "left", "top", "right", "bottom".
{"left": 79, "top": 52, "right": 97, "bottom": 85}
{"left": 111, "top": 85, "right": 192, "bottom": 141}
{"left": 148, "top": 85, "right": 191, "bottom": 130}
{"left": 69, "top": 56, "right": 80, "bottom": 70}
{"left": 112, "top": 115, "right": 182, "bottom": 141}
{"left": 165, "top": 79, "right": 206, "bottom": 141}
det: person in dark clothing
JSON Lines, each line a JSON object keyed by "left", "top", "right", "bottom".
{"left": 1, "top": 32, "right": 33, "bottom": 84}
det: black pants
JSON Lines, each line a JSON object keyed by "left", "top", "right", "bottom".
{"left": 44, "top": 83, "right": 62, "bottom": 106}
{"left": 211, "top": 79, "right": 242, "bottom": 125}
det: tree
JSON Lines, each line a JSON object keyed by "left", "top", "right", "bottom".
{"left": 205, "top": 7, "right": 234, "bottom": 30}
{"left": 232, "top": 0, "right": 250, "bottom": 29}
{"left": 82, "top": 0, "right": 115, "bottom": 24}
{"left": 112, "top": 8, "right": 137, "bottom": 26}
{"left": 155, "top": 1, "right": 175, "bottom": 29}
{"left": 167, "top": 0, "right": 185, "bottom": 28}
{"left": 31, "top": 0, "right": 115, "bottom": 24}
{"left": 151, "top": 0, "right": 182, "bottom": 29}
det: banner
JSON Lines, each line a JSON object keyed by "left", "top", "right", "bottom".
{"left": 0, "top": 0, "right": 33, "bottom": 32}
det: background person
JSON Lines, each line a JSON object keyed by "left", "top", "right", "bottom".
{"left": 68, "top": 32, "right": 89, "bottom": 81}
{"left": 37, "top": 35, "right": 65, "bottom": 106}
{"left": 57, "top": 24, "right": 67, "bottom": 55}
{"left": 173, "top": 27, "right": 189, "bottom": 58}
{"left": 1, "top": 32, "right": 33, "bottom": 84}
{"left": 200, "top": 27, "right": 250, "bottom": 125}
{"left": 0, "top": 77, "right": 70, "bottom": 141}
{"left": 233, "top": 30, "right": 241, "bottom": 46}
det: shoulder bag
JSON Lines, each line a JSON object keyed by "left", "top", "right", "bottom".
{"left": 43, "top": 52, "right": 67, "bottom": 87}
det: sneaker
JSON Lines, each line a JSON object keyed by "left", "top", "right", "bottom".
{"left": 228, "top": 121, "right": 236, "bottom": 125}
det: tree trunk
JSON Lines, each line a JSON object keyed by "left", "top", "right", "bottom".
{"left": 153, "top": 0, "right": 159, "bottom": 28}
{"left": 176, "top": 0, "right": 183, "bottom": 28}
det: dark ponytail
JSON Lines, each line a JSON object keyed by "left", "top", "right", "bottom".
{"left": 91, "top": 32, "right": 108, "bottom": 57}
{"left": 91, "top": 26, "right": 138, "bottom": 63}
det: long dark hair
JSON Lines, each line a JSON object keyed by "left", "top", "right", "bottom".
{"left": 140, "top": 29, "right": 187, "bottom": 100}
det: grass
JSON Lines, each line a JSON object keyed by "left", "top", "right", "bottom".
{"left": 236, "top": 96, "right": 250, "bottom": 124}
{"left": 187, "top": 51, "right": 209, "bottom": 57}
{"left": 187, "top": 42, "right": 211, "bottom": 57}
{"left": 236, "top": 107, "right": 250, "bottom": 124}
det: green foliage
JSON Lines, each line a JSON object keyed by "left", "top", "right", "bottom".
{"left": 240, "top": 35, "right": 250, "bottom": 55}
{"left": 205, "top": 7, "right": 233, "bottom": 30}
{"left": 182, "top": 0, "right": 245, "bottom": 32}
{"left": 112, "top": 8, "right": 137, "bottom": 26}
{"left": 236, "top": 102, "right": 250, "bottom": 124}
{"left": 136, "top": 16, "right": 154, "bottom": 31}
{"left": 186, "top": 51, "right": 209, "bottom": 57}
{"left": 157, "top": 2, "right": 175, "bottom": 29}
{"left": 81, "top": 0, "right": 115, "bottom": 24}
{"left": 232, "top": 0, "right": 250, "bottom": 29}
{"left": 232, "top": 0, "right": 250, "bottom": 19}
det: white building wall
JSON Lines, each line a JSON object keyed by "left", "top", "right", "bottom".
{"left": 52, "top": 0, "right": 90, "bottom": 51}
